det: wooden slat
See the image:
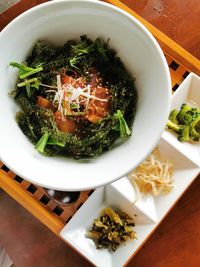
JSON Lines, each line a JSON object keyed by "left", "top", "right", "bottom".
{"left": 0, "top": 159, "right": 93, "bottom": 226}
{"left": 0, "top": 169, "right": 64, "bottom": 235}
{"left": 105, "top": 0, "right": 200, "bottom": 75}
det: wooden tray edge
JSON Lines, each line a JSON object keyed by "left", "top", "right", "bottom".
{"left": 0, "top": 170, "right": 65, "bottom": 235}
{"left": 105, "top": 0, "right": 200, "bottom": 75}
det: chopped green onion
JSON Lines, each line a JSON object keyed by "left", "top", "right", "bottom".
{"left": 35, "top": 132, "right": 49, "bottom": 154}
{"left": 71, "top": 46, "right": 89, "bottom": 55}
{"left": 10, "top": 62, "right": 43, "bottom": 79}
{"left": 17, "top": 78, "right": 40, "bottom": 98}
{"left": 29, "top": 79, "right": 41, "bottom": 90}
{"left": 26, "top": 83, "right": 31, "bottom": 98}
{"left": 47, "top": 138, "right": 65, "bottom": 147}
{"left": 17, "top": 78, "right": 38, "bottom": 87}
{"left": 10, "top": 62, "right": 32, "bottom": 76}
{"left": 35, "top": 133, "right": 65, "bottom": 154}
{"left": 69, "top": 55, "right": 84, "bottom": 69}
{"left": 114, "top": 110, "right": 131, "bottom": 138}
{"left": 20, "top": 66, "right": 43, "bottom": 79}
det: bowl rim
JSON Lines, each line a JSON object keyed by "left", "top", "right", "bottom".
{"left": 0, "top": 0, "right": 171, "bottom": 191}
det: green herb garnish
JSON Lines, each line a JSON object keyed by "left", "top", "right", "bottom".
{"left": 10, "top": 62, "right": 43, "bottom": 98}
{"left": 35, "top": 132, "right": 49, "bottom": 154}
{"left": 10, "top": 62, "right": 43, "bottom": 79}
{"left": 114, "top": 110, "right": 131, "bottom": 137}
{"left": 35, "top": 130, "right": 66, "bottom": 154}
{"left": 47, "top": 138, "right": 65, "bottom": 147}
{"left": 69, "top": 55, "right": 84, "bottom": 69}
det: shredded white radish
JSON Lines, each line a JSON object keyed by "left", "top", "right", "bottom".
{"left": 45, "top": 89, "right": 57, "bottom": 93}
{"left": 129, "top": 149, "right": 174, "bottom": 196}
{"left": 53, "top": 75, "right": 107, "bottom": 116}
{"left": 40, "top": 83, "right": 57, "bottom": 89}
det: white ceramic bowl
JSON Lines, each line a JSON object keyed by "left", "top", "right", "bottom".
{"left": 0, "top": 0, "right": 171, "bottom": 191}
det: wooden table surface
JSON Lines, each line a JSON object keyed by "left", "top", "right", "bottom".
{"left": 0, "top": 1, "right": 200, "bottom": 267}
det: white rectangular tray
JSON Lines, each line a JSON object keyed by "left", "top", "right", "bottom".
{"left": 60, "top": 74, "right": 200, "bottom": 267}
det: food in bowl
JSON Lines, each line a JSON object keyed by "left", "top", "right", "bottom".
{"left": 0, "top": 0, "right": 171, "bottom": 191}
{"left": 10, "top": 35, "right": 137, "bottom": 158}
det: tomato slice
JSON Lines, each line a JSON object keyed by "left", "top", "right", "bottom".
{"left": 87, "top": 114, "right": 102, "bottom": 123}
{"left": 55, "top": 111, "right": 76, "bottom": 133}
{"left": 37, "top": 96, "right": 55, "bottom": 111}
{"left": 62, "top": 75, "right": 74, "bottom": 84}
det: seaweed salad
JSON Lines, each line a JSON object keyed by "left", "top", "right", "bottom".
{"left": 10, "top": 36, "right": 137, "bottom": 159}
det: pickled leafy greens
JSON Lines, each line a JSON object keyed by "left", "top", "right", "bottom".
{"left": 87, "top": 207, "right": 137, "bottom": 251}
{"left": 10, "top": 36, "right": 137, "bottom": 158}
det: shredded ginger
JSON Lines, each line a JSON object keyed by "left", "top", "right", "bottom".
{"left": 129, "top": 149, "right": 174, "bottom": 196}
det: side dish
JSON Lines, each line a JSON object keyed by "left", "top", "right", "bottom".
{"left": 87, "top": 207, "right": 136, "bottom": 251}
{"left": 10, "top": 36, "right": 137, "bottom": 158}
{"left": 167, "top": 103, "right": 200, "bottom": 142}
{"left": 129, "top": 149, "right": 174, "bottom": 196}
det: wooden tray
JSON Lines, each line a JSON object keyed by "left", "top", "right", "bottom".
{"left": 0, "top": 0, "right": 200, "bottom": 265}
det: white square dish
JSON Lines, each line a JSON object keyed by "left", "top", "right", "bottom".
{"left": 60, "top": 181, "right": 157, "bottom": 267}
{"left": 60, "top": 138, "right": 200, "bottom": 267}
{"left": 162, "top": 72, "right": 200, "bottom": 167}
